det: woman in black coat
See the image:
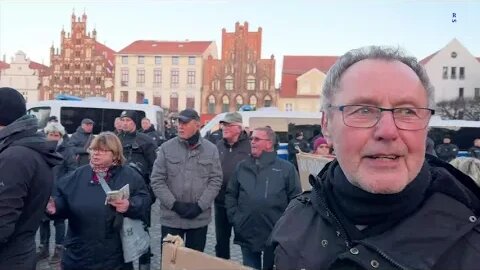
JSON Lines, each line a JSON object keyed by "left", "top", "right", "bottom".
{"left": 46, "top": 132, "right": 151, "bottom": 270}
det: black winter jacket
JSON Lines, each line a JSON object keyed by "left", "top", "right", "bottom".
{"left": 0, "top": 115, "right": 62, "bottom": 270}
{"left": 53, "top": 139, "right": 77, "bottom": 182}
{"left": 270, "top": 157, "right": 480, "bottom": 270}
{"left": 140, "top": 125, "right": 163, "bottom": 146}
{"left": 69, "top": 126, "right": 93, "bottom": 155}
{"left": 52, "top": 164, "right": 151, "bottom": 270}
{"left": 118, "top": 131, "right": 157, "bottom": 182}
{"left": 225, "top": 151, "right": 301, "bottom": 252}
{"left": 215, "top": 131, "right": 251, "bottom": 206}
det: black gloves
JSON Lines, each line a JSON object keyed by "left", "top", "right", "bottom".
{"left": 183, "top": 203, "right": 202, "bottom": 219}
{"left": 172, "top": 201, "right": 202, "bottom": 219}
{"left": 172, "top": 201, "right": 190, "bottom": 216}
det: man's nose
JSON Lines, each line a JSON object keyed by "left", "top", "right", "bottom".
{"left": 373, "top": 112, "right": 399, "bottom": 141}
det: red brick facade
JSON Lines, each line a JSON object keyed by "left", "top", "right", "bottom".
{"left": 202, "top": 22, "right": 276, "bottom": 119}
{"left": 41, "top": 12, "right": 115, "bottom": 100}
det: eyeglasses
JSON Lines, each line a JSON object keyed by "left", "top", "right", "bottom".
{"left": 328, "top": 105, "right": 435, "bottom": 131}
{"left": 88, "top": 148, "right": 112, "bottom": 154}
{"left": 249, "top": 136, "right": 271, "bottom": 142}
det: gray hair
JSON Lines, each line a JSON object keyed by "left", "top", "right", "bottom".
{"left": 450, "top": 157, "right": 480, "bottom": 186}
{"left": 44, "top": 122, "right": 66, "bottom": 136}
{"left": 254, "top": 126, "right": 276, "bottom": 145}
{"left": 321, "top": 46, "right": 435, "bottom": 112}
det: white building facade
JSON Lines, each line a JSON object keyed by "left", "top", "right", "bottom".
{"left": 421, "top": 38, "right": 480, "bottom": 103}
{"left": 0, "top": 51, "right": 47, "bottom": 103}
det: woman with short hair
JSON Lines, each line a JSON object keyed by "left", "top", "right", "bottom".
{"left": 46, "top": 132, "right": 151, "bottom": 270}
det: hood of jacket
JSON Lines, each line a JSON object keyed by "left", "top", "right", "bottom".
{"left": 0, "top": 115, "right": 63, "bottom": 168}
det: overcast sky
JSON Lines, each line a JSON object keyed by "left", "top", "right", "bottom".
{"left": 0, "top": 0, "right": 478, "bottom": 85}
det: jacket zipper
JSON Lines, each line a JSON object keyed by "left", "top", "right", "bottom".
{"left": 264, "top": 178, "right": 269, "bottom": 199}
{"left": 313, "top": 184, "right": 351, "bottom": 247}
{"left": 357, "top": 241, "right": 408, "bottom": 270}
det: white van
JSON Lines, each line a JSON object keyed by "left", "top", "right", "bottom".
{"left": 201, "top": 108, "right": 323, "bottom": 159}
{"left": 27, "top": 98, "right": 165, "bottom": 135}
{"left": 200, "top": 108, "right": 323, "bottom": 140}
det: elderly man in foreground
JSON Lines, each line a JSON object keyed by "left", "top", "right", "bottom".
{"left": 270, "top": 46, "right": 480, "bottom": 270}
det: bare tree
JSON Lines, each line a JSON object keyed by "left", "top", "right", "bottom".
{"left": 436, "top": 97, "right": 480, "bottom": 120}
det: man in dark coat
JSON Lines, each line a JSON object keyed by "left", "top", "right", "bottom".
{"left": 214, "top": 112, "right": 251, "bottom": 259}
{"left": 69, "top": 118, "right": 94, "bottom": 166}
{"left": 469, "top": 137, "right": 480, "bottom": 159}
{"left": 270, "top": 46, "right": 480, "bottom": 269}
{"left": 0, "top": 87, "right": 62, "bottom": 270}
{"left": 225, "top": 127, "right": 301, "bottom": 270}
{"left": 435, "top": 136, "right": 459, "bottom": 162}
{"left": 139, "top": 117, "right": 163, "bottom": 146}
{"left": 118, "top": 110, "right": 156, "bottom": 270}
{"left": 287, "top": 131, "right": 310, "bottom": 169}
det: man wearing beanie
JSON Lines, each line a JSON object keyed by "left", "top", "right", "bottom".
{"left": 151, "top": 108, "right": 222, "bottom": 252}
{"left": 0, "top": 87, "right": 63, "bottom": 270}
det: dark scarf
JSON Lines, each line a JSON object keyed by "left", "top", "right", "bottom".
{"left": 186, "top": 131, "right": 200, "bottom": 146}
{"left": 325, "top": 161, "right": 431, "bottom": 238}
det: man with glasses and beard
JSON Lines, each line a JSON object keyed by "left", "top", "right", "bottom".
{"left": 225, "top": 127, "right": 301, "bottom": 270}
{"left": 269, "top": 46, "right": 480, "bottom": 270}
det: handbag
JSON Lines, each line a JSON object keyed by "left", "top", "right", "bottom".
{"left": 97, "top": 171, "right": 150, "bottom": 262}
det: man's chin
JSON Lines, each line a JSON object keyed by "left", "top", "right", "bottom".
{"left": 353, "top": 176, "right": 409, "bottom": 194}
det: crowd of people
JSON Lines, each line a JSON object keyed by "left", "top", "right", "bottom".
{"left": 1, "top": 45, "right": 480, "bottom": 270}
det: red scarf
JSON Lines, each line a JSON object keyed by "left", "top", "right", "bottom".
{"left": 90, "top": 160, "right": 118, "bottom": 184}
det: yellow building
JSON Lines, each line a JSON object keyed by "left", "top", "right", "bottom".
{"left": 278, "top": 56, "right": 338, "bottom": 112}
{"left": 114, "top": 40, "right": 217, "bottom": 113}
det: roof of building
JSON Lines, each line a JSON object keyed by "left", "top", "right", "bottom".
{"left": 0, "top": 61, "right": 10, "bottom": 69}
{"left": 29, "top": 60, "right": 48, "bottom": 70}
{"left": 95, "top": 41, "right": 116, "bottom": 64}
{"left": 282, "top": 55, "right": 339, "bottom": 75}
{"left": 419, "top": 51, "right": 439, "bottom": 65}
{"left": 280, "top": 55, "right": 338, "bottom": 98}
{"left": 118, "top": 40, "right": 214, "bottom": 55}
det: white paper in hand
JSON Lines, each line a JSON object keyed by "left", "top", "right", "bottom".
{"left": 105, "top": 184, "right": 130, "bottom": 204}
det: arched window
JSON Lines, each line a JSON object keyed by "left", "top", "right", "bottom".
{"left": 208, "top": 95, "right": 215, "bottom": 114}
{"left": 222, "top": 95, "right": 230, "bottom": 112}
{"left": 264, "top": 95, "right": 272, "bottom": 107}
{"left": 249, "top": 95, "right": 257, "bottom": 108}
{"left": 235, "top": 95, "right": 244, "bottom": 110}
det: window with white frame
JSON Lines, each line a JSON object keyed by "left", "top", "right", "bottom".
{"left": 122, "top": 56, "right": 128, "bottom": 64}
{"left": 188, "top": 56, "right": 196, "bottom": 65}
{"left": 225, "top": 76, "right": 233, "bottom": 90}
{"left": 187, "top": 70, "right": 196, "bottom": 85}
{"left": 153, "top": 69, "right": 162, "bottom": 87}
{"left": 137, "top": 69, "right": 145, "bottom": 87}
{"left": 155, "top": 56, "right": 162, "bottom": 65}
{"left": 172, "top": 56, "right": 179, "bottom": 65}
{"left": 171, "top": 69, "right": 179, "bottom": 87}
{"left": 138, "top": 56, "right": 145, "bottom": 64}
{"left": 121, "top": 69, "right": 129, "bottom": 86}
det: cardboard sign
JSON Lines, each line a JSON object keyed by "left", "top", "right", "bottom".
{"left": 162, "top": 235, "right": 251, "bottom": 270}
{"left": 296, "top": 152, "right": 333, "bottom": 190}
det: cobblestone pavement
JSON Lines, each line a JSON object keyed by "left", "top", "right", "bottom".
{"left": 36, "top": 201, "right": 242, "bottom": 270}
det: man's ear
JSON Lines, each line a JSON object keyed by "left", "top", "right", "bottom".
{"left": 321, "top": 112, "right": 332, "bottom": 145}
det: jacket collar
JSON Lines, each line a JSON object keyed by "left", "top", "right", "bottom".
{"left": 222, "top": 130, "right": 249, "bottom": 148}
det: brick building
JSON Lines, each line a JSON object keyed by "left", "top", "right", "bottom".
{"left": 202, "top": 22, "right": 276, "bottom": 122}
{"left": 41, "top": 12, "right": 115, "bottom": 100}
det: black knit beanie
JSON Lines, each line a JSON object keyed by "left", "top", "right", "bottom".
{"left": 0, "top": 87, "right": 27, "bottom": 126}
